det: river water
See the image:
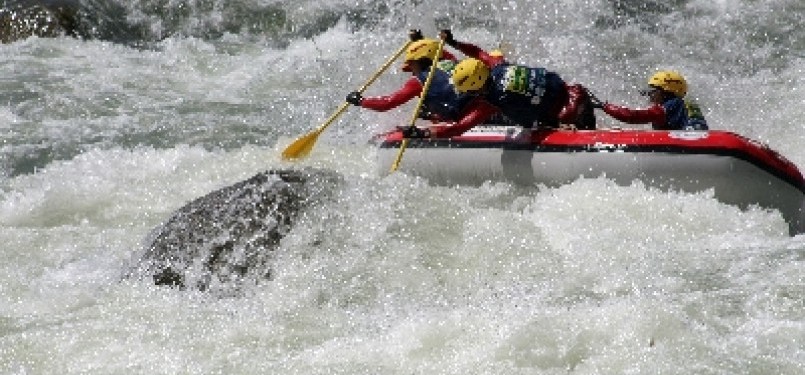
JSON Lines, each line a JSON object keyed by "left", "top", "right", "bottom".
{"left": 1, "top": 0, "right": 803, "bottom": 374}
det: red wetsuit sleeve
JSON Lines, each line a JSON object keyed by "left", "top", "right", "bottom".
{"left": 432, "top": 99, "right": 499, "bottom": 138}
{"left": 558, "top": 84, "right": 583, "bottom": 123}
{"left": 441, "top": 50, "right": 458, "bottom": 62}
{"left": 453, "top": 41, "right": 505, "bottom": 68}
{"left": 602, "top": 102, "right": 666, "bottom": 125}
{"left": 360, "top": 77, "right": 422, "bottom": 111}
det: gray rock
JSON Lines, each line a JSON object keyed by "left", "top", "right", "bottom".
{"left": 0, "top": 0, "right": 80, "bottom": 43}
{"left": 126, "top": 168, "right": 342, "bottom": 292}
{"left": 1, "top": 0, "right": 143, "bottom": 45}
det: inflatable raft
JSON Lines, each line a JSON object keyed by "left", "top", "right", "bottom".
{"left": 375, "top": 125, "right": 805, "bottom": 235}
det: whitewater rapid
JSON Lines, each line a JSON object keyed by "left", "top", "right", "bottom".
{"left": 1, "top": 0, "right": 804, "bottom": 374}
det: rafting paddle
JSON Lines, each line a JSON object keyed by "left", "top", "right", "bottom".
{"left": 389, "top": 39, "right": 446, "bottom": 172}
{"left": 281, "top": 40, "right": 411, "bottom": 160}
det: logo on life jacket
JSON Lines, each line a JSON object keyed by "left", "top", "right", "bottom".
{"left": 685, "top": 100, "right": 704, "bottom": 120}
{"left": 501, "top": 66, "right": 530, "bottom": 94}
{"left": 437, "top": 60, "right": 457, "bottom": 74}
{"left": 500, "top": 65, "right": 546, "bottom": 103}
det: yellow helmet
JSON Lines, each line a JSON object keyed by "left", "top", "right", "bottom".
{"left": 647, "top": 70, "right": 688, "bottom": 97}
{"left": 452, "top": 58, "right": 490, "bottom": 93}
{"left": 405, "top": 39, "right": 440, "bottom": 62}
{"left": 489, "top": 49, "right": 504, "bottom": 57}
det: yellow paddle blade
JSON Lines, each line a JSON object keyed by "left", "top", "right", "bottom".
{"left": 281, "top": 128, "right": 321, "bottom": 160}
{"left": 281, "top": 102, "right": 349, "bottom": 160}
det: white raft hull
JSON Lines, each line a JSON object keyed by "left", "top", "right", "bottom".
{"left": 376, "top": 126, "right": 805, "bottom": 235}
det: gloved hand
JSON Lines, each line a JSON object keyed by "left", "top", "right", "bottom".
{"left": 586, "top": 89, "right": 605, "bottom": 109}
{"left": 439, "top": 29, "right": 457, "bottom": 47}
{"left": 409, "top": 29, "right": 423, "bottom": 42}
{"left": 346, "top": 91, "right": 363, "bottom": 106}
{"left": 399, "top": 126, "right": 431, "bottom": 139}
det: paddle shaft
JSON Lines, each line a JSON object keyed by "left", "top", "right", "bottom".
{"left": 390, "top": 39, "right": 446, "bottom": 172}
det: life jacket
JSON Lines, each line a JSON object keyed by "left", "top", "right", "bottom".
{"left": 684, "top": 100, "right": 708, "bottom": 130}
{"left": 484, "top": 64, "right": 566, "bottom": 127}
{"left": 662, "top": 97, "right": 708, "bottom": 130}
{"left": 415, "top": 67, "right": 466, "bottom": 121}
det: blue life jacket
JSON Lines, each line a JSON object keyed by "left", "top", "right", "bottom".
{"left": 482, "top": 64, "right": 566, "bottom": 127}
{"left": 415, "top": 68, "right": 467, "bottom": 121}
{"left": 684, "top": 100, "right": 708, "bottom": 130}
{"left": 662, "top": 97, "right": 708, "bottom": 130}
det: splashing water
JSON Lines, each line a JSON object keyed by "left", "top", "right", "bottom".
{"left": 1, "top": 0, "right": 804, "bottom": 374}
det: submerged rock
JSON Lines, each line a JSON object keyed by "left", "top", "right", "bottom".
{"left": 127, "top": 168, "right": 342, "bottom": 292}
{"left": 0, "top": 0, "right": 80, "bottom": 43}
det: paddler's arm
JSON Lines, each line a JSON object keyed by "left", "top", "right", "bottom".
{"left": 440, "top": 49, "right": 458, "bottom": 62}
{"left": 356, "top": 78, "right": 422, "bottom": 112}
{"left": 602, "top": 102, "right": 666, "bottom": 125}
{"left": 429, "top": 100, "right": 499, "bottom": 138}
{"left": 440, "top": 30, "right": 505, "bottom": 68}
